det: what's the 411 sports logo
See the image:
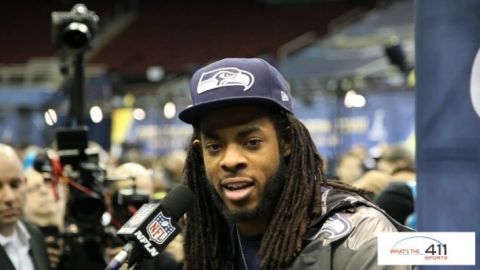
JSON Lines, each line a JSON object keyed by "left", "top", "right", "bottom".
{"left": 424, "top": 242, "right": 447, "bottom": 256}
{"left": 388, "top": 236, "right": 448, "bottom": 261}
{"left": 378, "top": 232, "right": 475, "bottom": 265}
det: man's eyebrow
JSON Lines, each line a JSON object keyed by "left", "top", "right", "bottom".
{"left": 237, "top": 126, "right": 262, "bottom": 138}
{"left": 203, "top": 130, "right": 220, "bottom": 140}
{"left": 202, "top": 126, "right": 263, "bottom": 140}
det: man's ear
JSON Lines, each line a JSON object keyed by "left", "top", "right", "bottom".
{"left": 192, "top": 139, "right": 202, "bottom": 151}
{"left": 283, "top": 141, "right": 291, "bottom": 157}
{"left": 282, "top": 125, "right": 291, "bottom": 157}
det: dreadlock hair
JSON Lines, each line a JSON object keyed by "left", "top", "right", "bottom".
{"left": 183, "top": 126, "right": 233, "bottom": 270}
{"left": 183, "top": 109, "right": 368, "bottom": 270}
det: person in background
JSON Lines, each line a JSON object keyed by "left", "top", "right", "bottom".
{"left": 24, "top": 169, "right": 65, "bottom": 229}
{"left": 178, "top": 57, "right": 414, "bottom": 269}
{"left": 374, "top": 145, "right": 416, "bottom": 226}
{"left": 377, "top": 146, "right": 415, "bottom": 179}
{"left": 24, "top": 168, "right": 65, "bottom": 269}
{"left": 351, "top": 169, "right": 391, "bottom": 198}
{"left": 0, "top": 143, "right": 50, "bottom": 270}
{"left": 162, "top": 150, "right": 187, "bottom": 189}
{"left": 334, "top": 152, "right": 364, "bottom": 185}
{"left": 353, "top": 146, "right": 416, "bottom": 201}
{"left": 150, "top": 163, "right": 171, "bottom": 202}
{"left": 374, "top": 181, "right": 416, "bottom": 227}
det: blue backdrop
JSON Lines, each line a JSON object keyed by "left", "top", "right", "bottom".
{"left": 294, "top": 90, "right": 414, "bottom": 160}
{"left": 416, "top": 1, "right": 480, "bottom": 269}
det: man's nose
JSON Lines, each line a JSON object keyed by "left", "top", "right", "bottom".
{"left": 0, "top": 185, "right": 16, "bottom": 204}
{"left": 220, "top": 144, "right": 247, "bottom": 173}
{"left": 38, "top": 182, "right": 50, "bottom": 194}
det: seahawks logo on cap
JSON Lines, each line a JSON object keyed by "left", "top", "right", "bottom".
{"left": 197, "top": 67, "right": 254, "bottom": 94}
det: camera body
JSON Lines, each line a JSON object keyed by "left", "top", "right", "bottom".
{"left": 51, "top": 3, "right": 99, "bottom": 52}
{"left": 56, "top": 127, "right": 106, "bottom": 231}
{"left": 112, "top": 184, "right": 150, "bottom": 226}
{"left": 33, "top": 126, "right": 111, "bottom": 269}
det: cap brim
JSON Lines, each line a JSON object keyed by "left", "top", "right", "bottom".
{"left": 179, "top": 97, "right": 289, "bottom": 124}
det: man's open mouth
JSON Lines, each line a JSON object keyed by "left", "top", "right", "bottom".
{"left": 221, "top": 179, "right": 255, "bottom": 202}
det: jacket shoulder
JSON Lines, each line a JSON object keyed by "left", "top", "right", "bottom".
{"left": 21, "top": 220, "right": 44, "bottom": 236}
{"left": 288, "top": 207, "right": 413, "bottom": 270}
{"left": 290, "top": 188, "right": 415, "bottom": 269}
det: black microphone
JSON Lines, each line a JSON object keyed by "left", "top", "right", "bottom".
{"left": 105, "top": 185, "right": 194, "bottom": 270}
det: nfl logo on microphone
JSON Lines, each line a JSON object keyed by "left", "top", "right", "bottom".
{"left": 147, "top": 212, "right": 176, "bottom": 245}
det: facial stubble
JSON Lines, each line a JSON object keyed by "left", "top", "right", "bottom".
{"left": 205, "top": 160, "right": 288, "bottom": 223}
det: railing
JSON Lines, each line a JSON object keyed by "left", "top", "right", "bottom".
{"left": 0, "top": 57, "right": 107, "bottom": 88}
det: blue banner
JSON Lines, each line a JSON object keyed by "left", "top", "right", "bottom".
{"left": 416, "top": 1, "right": 480, "bottom": 269}
{"left": 294, "top": 90, "right": 414, "bottom": 160}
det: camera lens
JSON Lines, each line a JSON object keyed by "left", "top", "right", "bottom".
{"left": 71, "top": 194, "right": 105, "bottom": 227}
{"left": 62, "top": 22, "right": 92, "bottom": 50}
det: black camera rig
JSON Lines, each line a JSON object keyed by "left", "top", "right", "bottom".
{"left": 50, "top": 2, "right": 106, "bottom": 235}
{"left": 56, "top": 126, "right": 106, "bottom": 231}
{"left": 42, "top": 4, "right": 115, "bottom": 270}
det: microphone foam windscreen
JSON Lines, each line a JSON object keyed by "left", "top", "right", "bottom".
{"left": 161, "top": 185, "right": 195, "bottom": 220}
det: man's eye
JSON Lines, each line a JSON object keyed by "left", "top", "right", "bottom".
{"left": 26, "top": 183, "right": 43, "bottom": 193}
{"left": 245, "top": 139, "right": 262, "bottom": 148}
{"left": 206, "top": 144, "right": 222, "bottom": 152}
{"left": 10, "top": 180, "right": 22, "bottom": 189}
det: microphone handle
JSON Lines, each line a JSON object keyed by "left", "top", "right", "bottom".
{"left": 105, "top": 241, "right": 140, "bottom": 270}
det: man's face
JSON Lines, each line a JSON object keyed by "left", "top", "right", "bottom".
{"left": 24, "top": 169, "right": 64, "bottom": 227}
{"left": 196, "top": 106, "right": 287, "bottom": 221}
{"left": 0, "top": 156, "right": 26, "bottom": 229}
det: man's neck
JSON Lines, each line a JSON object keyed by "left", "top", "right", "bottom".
{"left": 237, "top": 215, "right": 269, "bottom": 236}
{"left": 0, "top": 223, "right": 17, "bottom": 237}
{"left": 29, "top": 215, "right": 60, "bottom": 228}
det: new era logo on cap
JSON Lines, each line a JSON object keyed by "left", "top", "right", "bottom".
{"left": 281, "top": 91, "right": 290, "bottom": 102}
{"left": 179, "top": 58, "right": 293, "bottom": 124}
{"left": 197, "top": 67, "right": 255, "bottom": 94}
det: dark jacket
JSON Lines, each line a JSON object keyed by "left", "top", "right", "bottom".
{"left": 286, "top": 188, "right": 416, "bottom": 270}
{"left": 0, "top": 220, "right": 51, "bottom": 270}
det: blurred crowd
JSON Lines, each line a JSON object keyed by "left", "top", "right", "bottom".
{"left": 333, "top": 144, "right": 416, "bottom": 228}
{"left": 2, "top": 141, "right": 187, "bottom": 270}
{"left": 1, "top": 140, "right": 416, "bottom": 270}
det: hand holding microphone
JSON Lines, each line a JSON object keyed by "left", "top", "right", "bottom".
{"left": 106, "top": 185, "right": 194, "bottom": 270}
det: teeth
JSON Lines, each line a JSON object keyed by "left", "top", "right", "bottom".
{"left": 224, "top": 182, "right": 252, "bottom": 190}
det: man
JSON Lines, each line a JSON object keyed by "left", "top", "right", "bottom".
{"left": 24, "top": 168, "right": 65, "bottom": 229}
{"left": 179, "top": 58, "right": 414, "bottom": 269}
{"left": 0, "top": 143, "right": 50, "bottom": 270}
{"left": 24, "top": 168, "right": 65, "bottom": 269}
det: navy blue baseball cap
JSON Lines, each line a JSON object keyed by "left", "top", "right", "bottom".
{"left": 179, "top": 58, "right": 293, "bottom": 124}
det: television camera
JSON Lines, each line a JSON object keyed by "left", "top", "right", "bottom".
{"left": 32, "top": 4, "right": 121, "bottom": 269}
{"left": 52, "top": 3, "right": 99, "bottom": 53}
